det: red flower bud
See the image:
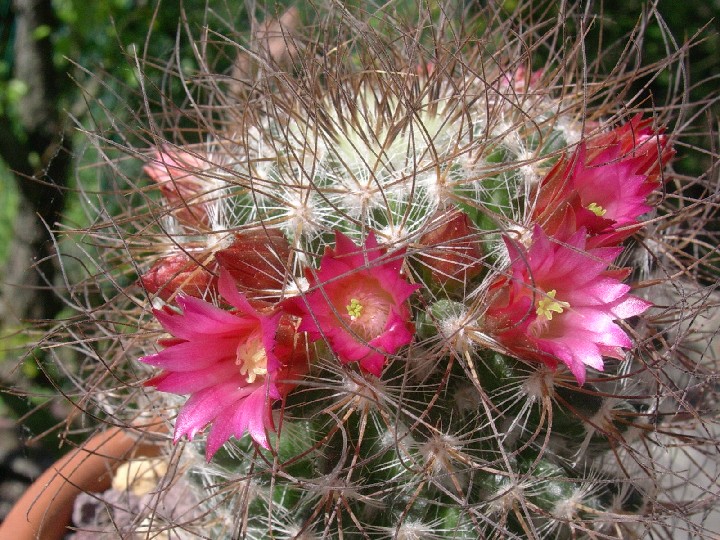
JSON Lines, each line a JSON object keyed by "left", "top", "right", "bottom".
{"left": 272, "top": 314, "right": 310, "bottom": 395}
{"left": 144, "top": 148, "right": 210, "bottom": 228}
{"left": 418, "top": 212, "right": 484, "bottom": 286}
{"left": 501, "top": 65, "right": 544, "bottom": 94}
{"left": 215, "top": 229, "right": 292, "bottom": 295}
{"left": 140, "top": 253, "right": 217, "bottom": 300}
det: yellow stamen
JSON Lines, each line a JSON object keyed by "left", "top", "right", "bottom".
{"left": 586, "top": 202, "right": 607, "bottom": 217}
{"left": 347, "top": 298, "right": 363, "bottom": 321}
{"left": 236, "top": 333, "right": 268, "bottom": 384}
{"left": 536, "top": 289, "right": 570, "bottom": 321}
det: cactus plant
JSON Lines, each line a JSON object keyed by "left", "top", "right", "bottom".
{"left": 49, "top": 2, "right": 719, "bottom": 539}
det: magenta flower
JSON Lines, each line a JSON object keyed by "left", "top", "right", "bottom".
{"left": 484, "top": 226, "right": 650, "bottom": 385}
{"left": 534, "top": 145, "right": 653, "bottom": 247}
{"left": 534, "top": 117, "right": 672, "bottom": 247}
{"left": 141, "top": 271, "right": 307, "bottom": 460}
{"left": 285, "top": 231, "right": 419, "bottom": 377}
{"left": 585, "top": 114, "right": 673, "bottom": 184}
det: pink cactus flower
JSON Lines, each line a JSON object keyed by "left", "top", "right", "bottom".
{"left": 484, "top": 226, "right": 650, "bottom": 385}
{"left": 534, "top": 116, "right": 672, "bottom": 247}
{"left": 144, "top": 147, "right": 210, "bottom": 227}
{"left": 141, "top": 271, "right": 307, "bottom": 460}
{"left": 285, "top": 231, "right": 419, "bottom": 377}
{"left": 585, "top": 114, "right": 673, "bottom": 184}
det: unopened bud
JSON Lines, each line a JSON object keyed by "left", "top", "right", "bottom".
{"left": 144, "top": 148, "right": 210, "bottom": 227}
{"left": 140, "top": 253, "right": 216, "bottom": 300}
{"left": 215, "top": 229, "right": 292, "bottom": 295}
{"left": 418, "top": 212, "right": 484, "bottom": 286}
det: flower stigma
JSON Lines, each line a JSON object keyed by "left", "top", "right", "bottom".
{"left": 586, "top": 202, "right": 607, "bottom": 217}
{"left": 347, "top": 298, "right": 363, "bottom": 321}
{"left": 236, "top": 332, "right": 268, "bottom": 383}
{"left": 536, "top": 289, "right": 570, "bottom": 321}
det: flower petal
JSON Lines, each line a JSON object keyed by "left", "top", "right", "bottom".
{"left": 283, "top": 230, "right": 417, "bottom": 375}
{"left": 151, "top": 361, "right": 239, "bottom": 393}
{"left": 218, "top": 269, "right": 256, "bottom": 315}
{"left": 174, "top": 382, "right": 254, "bottom": 442}
{"left": 140, "top": 337, "right": 239, "bottom": 371}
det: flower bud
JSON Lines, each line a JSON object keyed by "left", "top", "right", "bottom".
{"left": 215, "top": 229, "right": 292, "bottom": 295}
{"left": 418, "top": 212, "right": 484, "bottom": 286}
{"left": 500, "top": 65, "right": 544, "bottom": 94}
{"left": 140, "top": 253, "right": 216, "bottom": 300}
{"left": 144, "top": 148, "right": 210, "bottom": 228}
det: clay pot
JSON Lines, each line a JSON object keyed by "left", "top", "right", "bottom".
{"left": 1, "top": 426, "right": 163, "bottom": 540}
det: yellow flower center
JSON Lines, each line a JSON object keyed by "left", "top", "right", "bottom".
{"left": 536, "top": 289, "right": 570, "bottom": 321}
{"left": 236, "top": 332, "right": 268, "bottom": 384}
{"left": 347, "top": 298, "right": 363, "bottom": 321}
{"left": 586, "top": 202, "right": 607, "bottom": 217}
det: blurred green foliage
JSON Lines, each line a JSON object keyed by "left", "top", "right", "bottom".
{"left": 0, "top": 163, "right": 18, "bottom": 265}
{"left": 593, "top": 0, "right": 719, "bottom": 107}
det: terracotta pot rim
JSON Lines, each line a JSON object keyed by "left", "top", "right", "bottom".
{"left": 0, "top": 425, "right": 166, "bottom": 540}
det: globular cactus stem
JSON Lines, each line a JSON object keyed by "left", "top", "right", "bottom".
{"left": 55, "top": 2, "right": 720, "bottom": 539}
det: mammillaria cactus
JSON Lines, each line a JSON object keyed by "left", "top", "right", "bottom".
{"left": 46, "top": 2, "right": 718, "bottom": 538}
